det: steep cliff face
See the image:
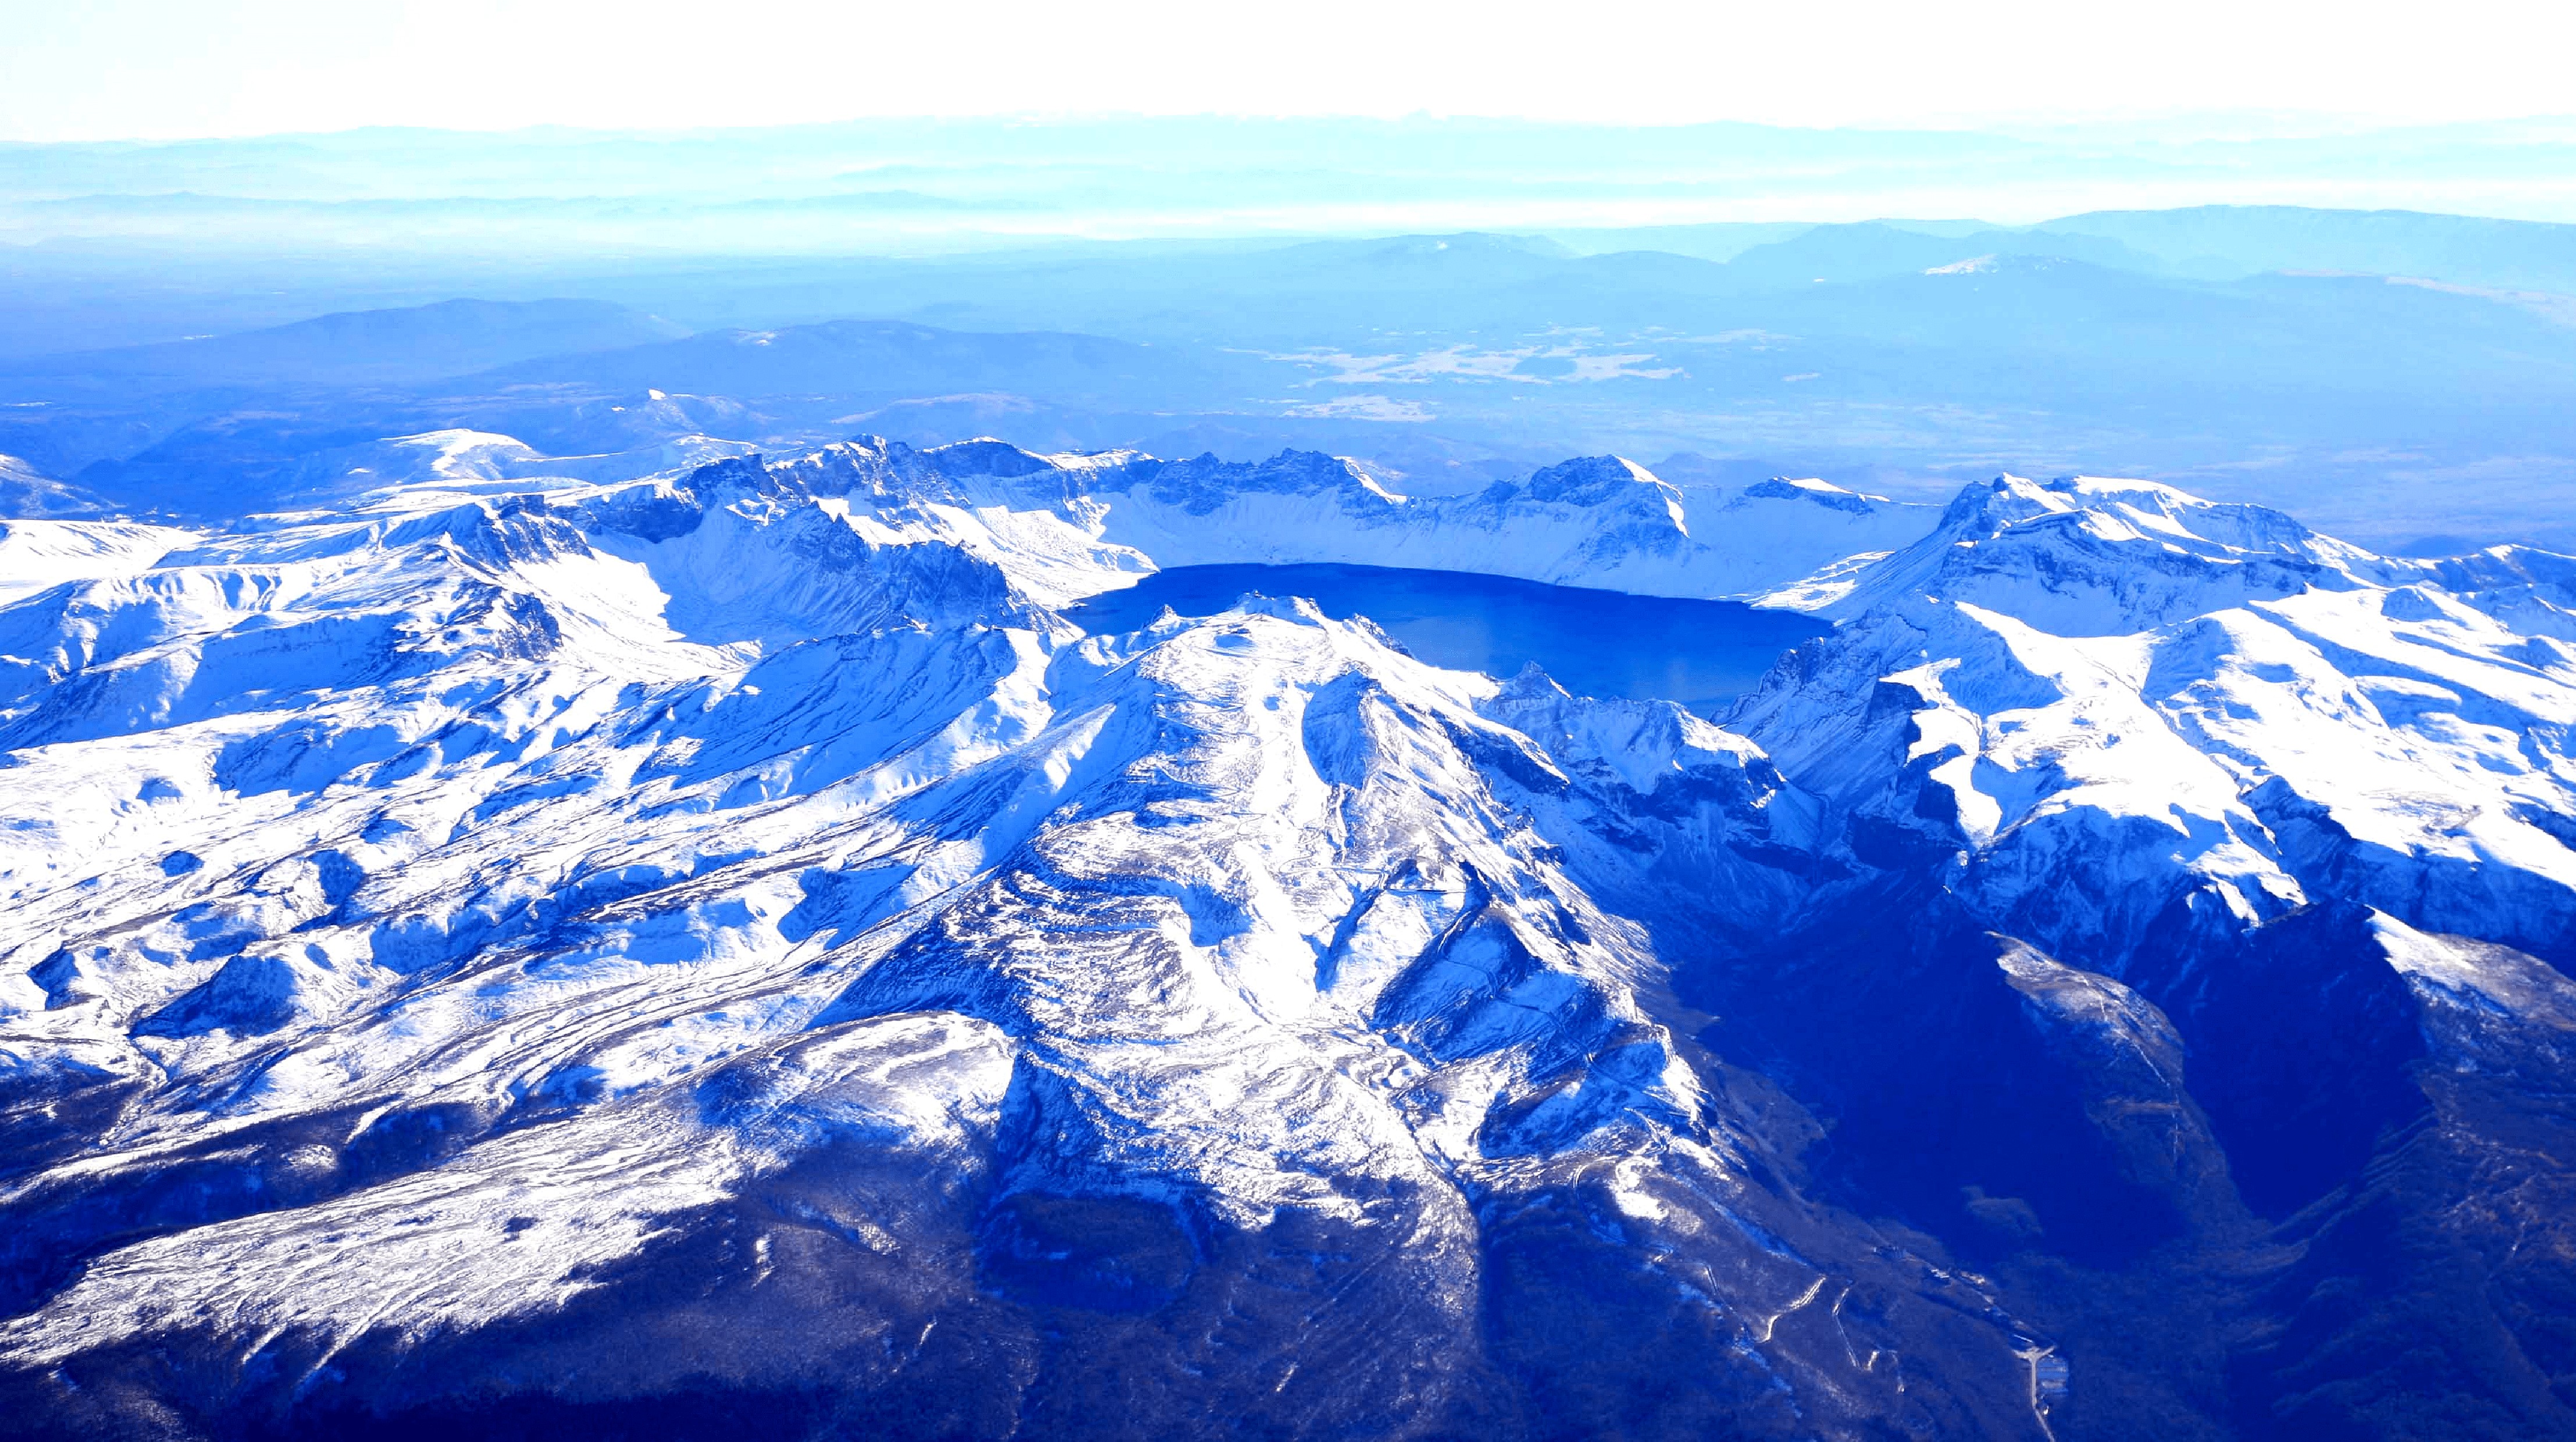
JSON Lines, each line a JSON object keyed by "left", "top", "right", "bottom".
{"left": 3, "top": 451, "right": 2574, "bottom": 1440}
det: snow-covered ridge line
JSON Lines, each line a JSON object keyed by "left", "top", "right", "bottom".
{"left": 3, "top": 438, "right": 2003, "bottom": 1431}
{"left": 807, "top": 434, "right": 1940, "bottom": 604}
{"left": 199, "top": 426, "right": 1941, "bottom": 606}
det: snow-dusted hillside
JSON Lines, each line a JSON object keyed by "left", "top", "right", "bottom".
{"left": 4, "top": 451, "right": 2575, "bottom": 1440}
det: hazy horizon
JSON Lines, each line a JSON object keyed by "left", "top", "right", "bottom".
{"left": 10, "top": 113, "right": 2576, "bottom": 257}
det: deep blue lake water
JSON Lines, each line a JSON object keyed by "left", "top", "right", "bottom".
{"left": 1063, "top": 563, "right": 1832, "bottom": 714}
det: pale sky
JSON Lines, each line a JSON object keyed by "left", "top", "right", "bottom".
{"left": 2, "top": 0, "right": 2571, "bottom": 142}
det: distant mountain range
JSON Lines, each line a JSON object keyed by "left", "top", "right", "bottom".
{"left": 7, "top": 218, "right": 2573, "bottom": 554}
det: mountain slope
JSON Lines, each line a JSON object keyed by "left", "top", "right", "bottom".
{"left": 4, "top": 452, "right": 2576, "bottom": 1439}
{"left": 1645, "top": 475, "right": 2576, "bottom": 1437}
{"left": 0, "top": 456, "right": 2041, "bottom": 1439}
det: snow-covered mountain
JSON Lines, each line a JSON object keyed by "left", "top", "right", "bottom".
{"left": 3, "top": 446, "right": 2574, "bottom": 1440}
{"left": 0, "top": 451, "right": 2036, "bottom": 1439}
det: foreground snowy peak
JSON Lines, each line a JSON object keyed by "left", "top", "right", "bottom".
{"left": 8, "top": 454, "right": 2576, "bottom": 1439}
{"left": 0, "top": 473, "right": 2041, "bottom": 1438}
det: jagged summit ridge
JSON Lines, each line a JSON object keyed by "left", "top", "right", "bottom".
{"left": 201, "top": 428, "right": 1943, "bottom": 607}
{"left": 922, "top": 436, "right": 1933, "bottom": 600}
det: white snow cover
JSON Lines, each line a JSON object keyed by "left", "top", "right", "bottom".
{"left": 0, "top": 454, "right": 1788, "bottom": 1364}
{"left": 5, "top": 442, "right": 2576, "bottom": 1400}
{"left": 1730, "top": 472, "right": 2576, "bottom": 970}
